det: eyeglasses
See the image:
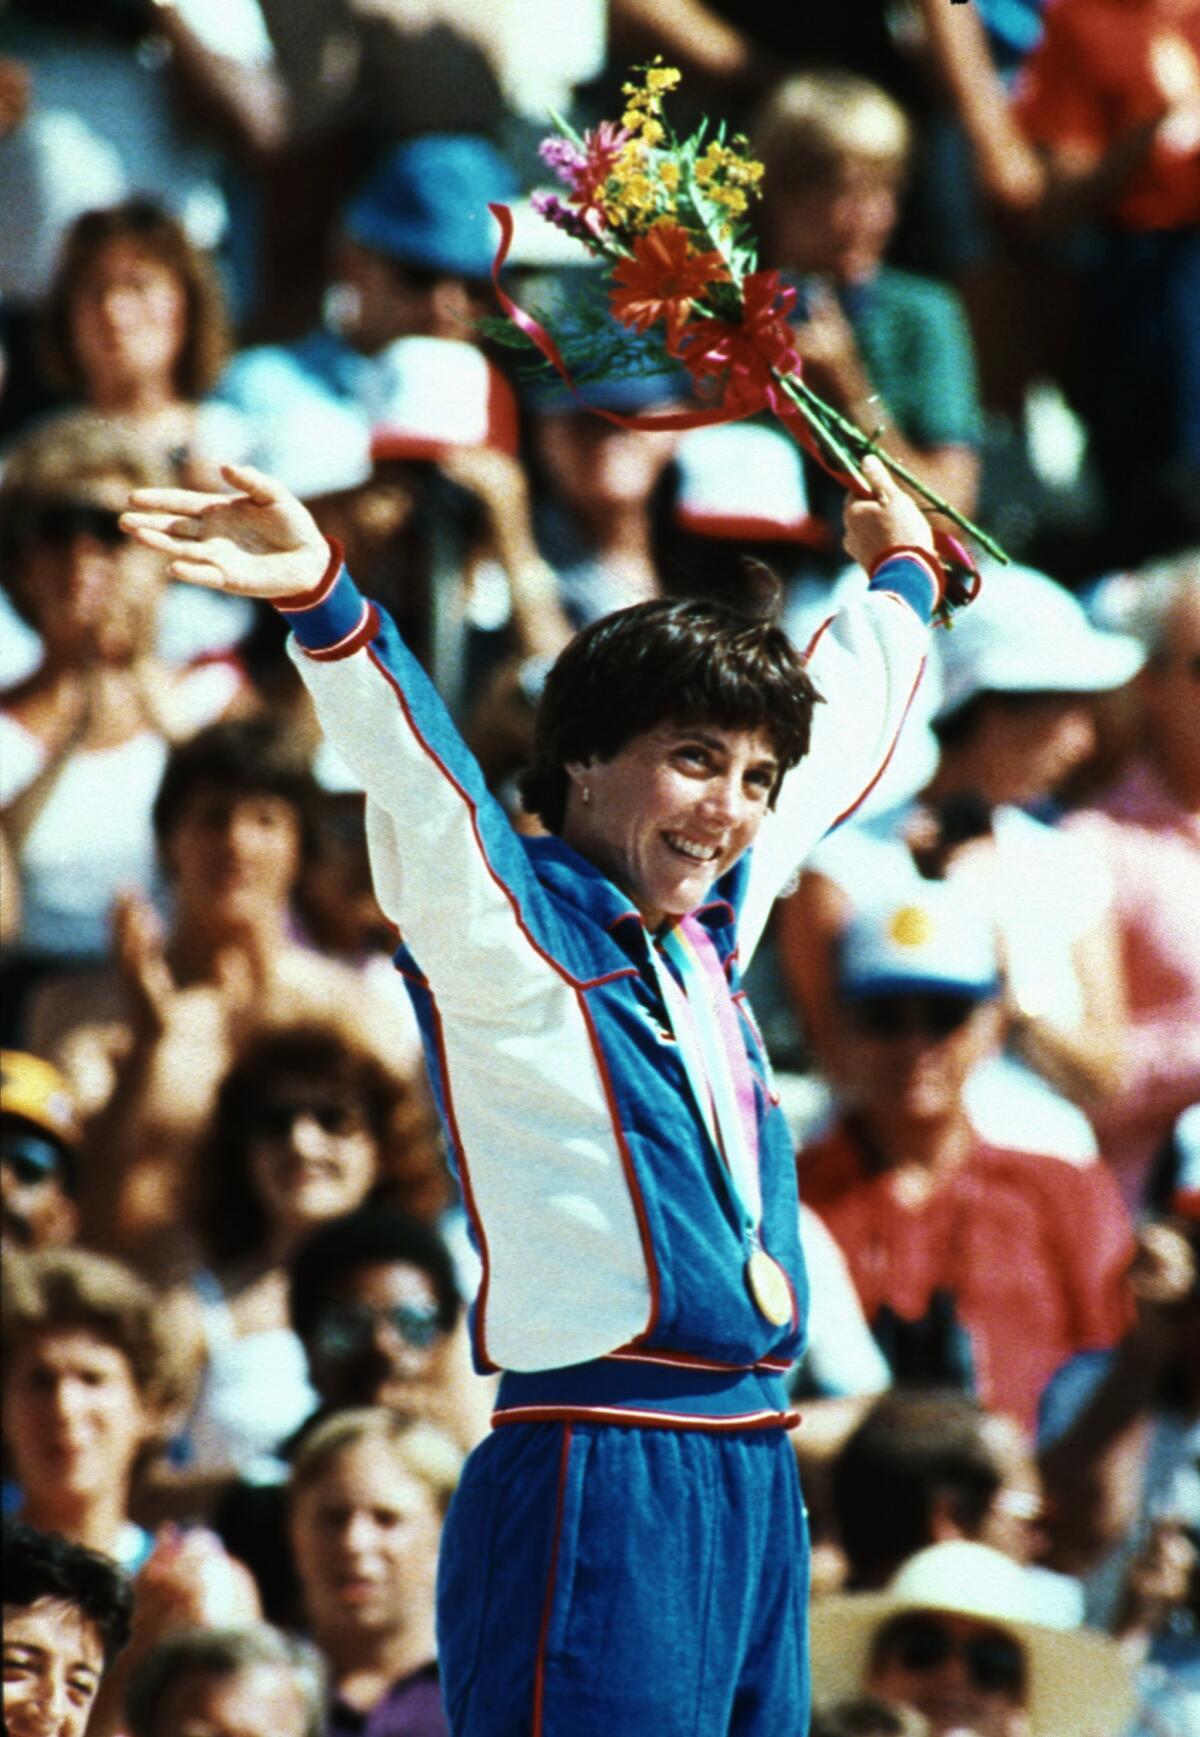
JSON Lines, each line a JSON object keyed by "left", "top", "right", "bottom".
{"left": 27, "top": 501, "right": 126, "bottom": 550}
{"left": 874, "top": 1613, "right": 1027, "bottom": 1695}
{"left": 849, "top": 995, "right": 977, "bottom": 1040}
{"left": 247, "top": 1099, "right": 366, "bottom": 1141}
{"left": 312, "top": 1300, "right": 444, "bottom": 1358}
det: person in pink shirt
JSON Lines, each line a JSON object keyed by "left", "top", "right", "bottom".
{"left": 1065, "top": 567, "right": 1200, "bottom": 1207}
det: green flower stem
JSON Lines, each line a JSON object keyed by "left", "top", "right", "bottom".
{"left": 778, "top": 372, "right": 1009, "bottom": 564}
{"left": 773, "top": 374, "right": 871, "bottom": 493}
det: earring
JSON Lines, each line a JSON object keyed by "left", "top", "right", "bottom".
{"left": 581, "top": 785, "right": 592, "bottom": 806}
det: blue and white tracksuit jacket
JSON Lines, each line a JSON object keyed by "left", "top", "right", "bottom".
{"left": 278, "top": 543, "right": 941, "bottom": 1734}
{"left": 280, "top": 544, "right": 937, "bottom": 1412}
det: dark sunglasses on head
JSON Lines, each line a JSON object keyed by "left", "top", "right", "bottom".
{"left": 874, "top": 1612, "right": 1026, "bottom": 1695}
{"left": 849, "top": 994, "right": 977, "bottom": 1040}
{"left": 312, "top": 1299, "right": 443, "bottom": 1358}
{"left": 247, "top": 1098, "right": 364, "bottom": 1140}
{"left": 27, "top": 501, "right": 126, "bottom": 550}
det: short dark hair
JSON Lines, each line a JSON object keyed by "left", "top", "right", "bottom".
{"left": 2, "top": 1517, "right": 133, "bottom": 1670}
{"left": 288, "top": 1208, "right": 461, "bottom": 1345}
{"left": 125, "top": 1626, "right": 326, "bottom": 1737}
{"left": 519, "top": 597, "right": 821, "bottom": 833}
{"left": 152, "top": 717, "right": 318, "bottom": 857}
{"left": 832, "top": 1390, "right": 1002, "bottom": 1587}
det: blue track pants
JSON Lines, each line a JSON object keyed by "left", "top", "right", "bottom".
{"left": 436, "top": 1420, "right": 810, "bottom": 1735}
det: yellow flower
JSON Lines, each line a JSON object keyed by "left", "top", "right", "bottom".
{"left": 641, "top": 118, "right": 665, "bottom": 147}
{"left": 658, "top": 160, "right": 681, "bottom": 192}
{"left": 645, "top": 65, "right": 681, "bottom": 93}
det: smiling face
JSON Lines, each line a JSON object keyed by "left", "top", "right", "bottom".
{"left": 3, "top": 1598, "right": 105, "bottom": 1737}
{"left": 244, "top": 1078, "right": 380, "bottom": 1237}
{"left": 289, "top": 1438, "right": 442, "bottom": 1642}
{"left": 2, "top": 1330, "right": 152, "bottom": 1517}
{"left": 867, "top": 1610, "right": 1028, "bottom": 1737}
{"left": 563, "top": 721, "right": 780, "bottom": 930}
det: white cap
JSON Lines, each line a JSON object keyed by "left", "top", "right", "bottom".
{"left": 935, "top": 560, "right": 1145, "bottom": 721}
{"left": 367, "top": 336, "right": 518, "bottom": 461}
{"left": 673, "top": 423, "right": 823, "bottom": 544}
{"left": 838, "top": 883, "right": 1000, "bottom": 1002}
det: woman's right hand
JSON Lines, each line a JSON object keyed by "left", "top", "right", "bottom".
{"left": 120, "top": 462, "right": 330, "bottom": 600}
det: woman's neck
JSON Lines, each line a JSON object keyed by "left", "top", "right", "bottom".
{"left": 860, "top": 1108, "right": 974, "bottom": 1179}
{"left": 324, "top": 1618, "right": 438, "bottom": 1710}
{"left": 166, "top": 909, "right": 291, "bottom": 987}
{"left": 20, "top": 1487, "right": 129, "bottom": 1558}
{"left": 88, "top": 376, "right": 178, "bottom": 420}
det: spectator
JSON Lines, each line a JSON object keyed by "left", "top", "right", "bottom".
{"left": 37, "top": 200, "right": 248, "bottom": 484}
{"left": 810, "top": 1540, "right": 1136, "bottom": 1736}
{"left": 1064, "top": 566, "right": 1200, "bottom": 1206}
{"left": 0, "top": 417, "right": 242, "bottom": 990}
{"left": 1012, "top": 0, "right": 1200, "bottom": 561}
{"left": 798, "top": 884, "right": 1135, "bottom": 1435}
{"left": 780, "top": 561, "right": 1144, "bottom": 1162}
{"left": 214, "top": 137, "right": 518, "bottom": 495}
{"left": 3, "top": 1516, "right": 134, "bottom": 1737}
{"left": 754, "top": 71, "right": 983, "bottom": 523}
{"left": 211, "top": 1209, "right": 487, "bottom": 1625}
{"left": 833, "top": 1392, "right": 1047, "bottom": 1592}
{"left": 526, "top": 355, "right": 687, "bottom": 626}
{"left": 288, "top": 1410, "right": 460, "bottom": 1737}
{"left": 1, "top": 1249, "right": 193, "bottom": 1570}
{"left": 28, "top": 719, "right": 421, "bottom": 1269}
{"left": 125, "top": 1627, "right": 324, "bottom": 1737}
{"left": 811, "top": 1701, "right": 929, "bottom": 1737}
{"left": 166, "top": 1022, "right": 447, "bottom": 1477}
{"left": 1, "top": 1049, "right": 80, "bottom": 1251}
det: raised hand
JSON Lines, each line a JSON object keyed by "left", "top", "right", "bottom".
{"left": 842, "top": 455, "right": 935, "bottom": 570}
{"left": 120, "top": 462, "right": 330, "bottom": 600}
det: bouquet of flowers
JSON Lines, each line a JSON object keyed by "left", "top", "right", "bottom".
{"left": 487, "top": 60, "right": 1007, "bottom": 616}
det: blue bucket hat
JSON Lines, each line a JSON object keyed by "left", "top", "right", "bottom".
{"left": 342, "top": 135, "right": 519, "bottom": 280}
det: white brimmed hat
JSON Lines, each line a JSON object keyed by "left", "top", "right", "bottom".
{"left": 935, "top": 561, "right": 1145, "bottom": 721}
{"left": 368, "top": 336, "right": 518, "bottom": 462}
{"left": 810, "top": 1542, "right": 1136, "bottom": 1737}
{"left": 838, "top": 884, "right": 1000, "bottom": 1002}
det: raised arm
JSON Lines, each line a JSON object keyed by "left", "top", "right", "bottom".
{"left": 738, "top": 459, "right": 943, "bottom": 960}
{"left": 122, "top": 466, "right": 554, "bottom": 1013}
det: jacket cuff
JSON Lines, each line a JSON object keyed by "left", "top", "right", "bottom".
{"left": 867, "top": 546, "right": 945, "bottom": 625}
{"left": 275, "top": 540, "right": 378, "bottom": 660}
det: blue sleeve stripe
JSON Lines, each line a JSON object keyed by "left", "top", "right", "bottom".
{"left": 868, "top": 552, "right": 941, "bottom": 624}
{"left": 277, "top": 563, "right": 369, "bottom": 653}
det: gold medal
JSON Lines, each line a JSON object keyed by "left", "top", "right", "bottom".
{"left": 745, "top": 1246, "right": 793, "bottom": 1326}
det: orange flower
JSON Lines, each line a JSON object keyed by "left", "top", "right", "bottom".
{"left": 609, "top": 222, "right": 731, "bottom": 346}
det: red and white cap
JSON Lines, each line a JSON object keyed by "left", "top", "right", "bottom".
{"left": 369, "top": 337, "right": 519, "bottom": 463}
{"left": 673, "top": 423, "right": 825, "bottom": 545}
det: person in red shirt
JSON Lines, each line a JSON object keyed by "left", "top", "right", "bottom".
{"left": 799, "top": 884, "right": 1135, "bottom": 1436}
{"left": 1011, "top": 0, "right": 1200, "bottom": 560}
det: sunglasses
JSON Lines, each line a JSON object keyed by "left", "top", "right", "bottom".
{"left": 312, "top": 1300, "right": 443, "bottom": 1358}
{"left": 26, "top": 501, "right": 126, "bottom": 550}
{"left": 0, "top": 1132, "right": 66, "bottom": 1187}
{"left": 874, "top": 1613, "right": 1026, "bottom": 1695}
{"left": 849, "top": 994, "right": 977, "bottom": 1040}
{"left": 247, "top": 1098, "right": 365, "bottom": 1140}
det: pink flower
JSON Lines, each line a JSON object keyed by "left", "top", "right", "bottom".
{"left": 538, "top": 137, "right": 586, "bottom": 185}
{"left": 531, "top": 191, "right": 605, "bottom": 243}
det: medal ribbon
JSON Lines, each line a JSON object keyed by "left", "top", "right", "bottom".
{"left": 651, "top": 916, "right": 763, "bottom": 1235}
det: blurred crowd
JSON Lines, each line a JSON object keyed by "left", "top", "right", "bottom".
{"left": 0, "top": 0, "right": 1197, "bottom": 1733}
